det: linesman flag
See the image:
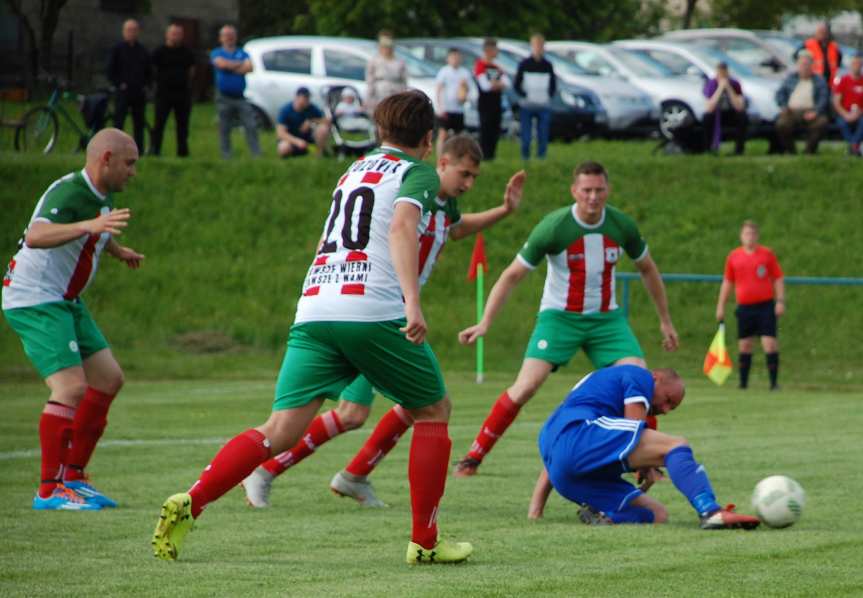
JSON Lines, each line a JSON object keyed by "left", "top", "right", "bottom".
{"left": 703, "top": 322, "right": 733, "bottom": 385}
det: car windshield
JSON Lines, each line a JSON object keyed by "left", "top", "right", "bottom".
{"left": 394, "top": 47, "right": 438, "bottom": 78}
{"left": 686, "top": 44, "right": 756, "bottom": 78}
{"left": 608, "top": 47, "right": 674, "bottom": 77}
{"left": 756, "top": 33, "right": 802, "bottom": 62}
{"left": 542, "top": 50, "right": 591, "bottom": 76}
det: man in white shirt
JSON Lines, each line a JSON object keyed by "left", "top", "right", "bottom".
{"left": 435, "top": 48, "right": 472, "bottom": 155}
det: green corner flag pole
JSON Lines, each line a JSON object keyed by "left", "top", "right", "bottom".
{"left": 476, "top": 263, "right": 484, "bottom": 384}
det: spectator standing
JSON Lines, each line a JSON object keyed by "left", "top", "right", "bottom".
{"left": 798, "top": 22, "right": 842, "bottom": 89}
{"left": 514, "top": 34, "right": 556, "bottom": 160}
{"left": 435, "top": 48, "right": 472, "bottom": 155}
{"left": 715, "top": 221, "right": 785, "bottom": 391}
{"left": 702, "top": 62, "right": 747, "bottom": 155}
{"left": 210, "top": 25, "right": 260, "bottom": 159}
{"left": 775, "top": 52, "right": 829, "bottom": 154}
{"left": 276, "top": 87, "right": 331, "bottom": 158}
{"left": 107, "top": 19, "right": 150, "bottom": 153}
{"left": 475, "top": 38, "right": 510, "bottom": 161}
{"left": 832, "top": 54, "right": 863, "bottom": 156}
{"left": 150, "top": 24, "right": 195, "bottom": 157}
{"left": 365, "top": 30, "right": 407, "bottom": 112}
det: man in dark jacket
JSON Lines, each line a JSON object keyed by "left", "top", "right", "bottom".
{"left": 107, "top": 19, "right": 150, "bottom": 153}
{"left": 514, "top": 34, "right": 556, "bottom": 160}
{"left": 151, "top": 23, "right": 195, "bottom": 157}
{"left": 775, "top": 52, "right": 829, "bottom": 154}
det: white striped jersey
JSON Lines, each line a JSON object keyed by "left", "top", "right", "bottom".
{"left": 294, "top": 147, "right": 440, "bottom": 324}
{"left": 418, "top": 197, "right": 461, "bottom": 286}
{"left": 3, "top": 170, "right": 112, "bottom": 311}
{"left": 517, "top": 204, "right": 647, "bottom": 315}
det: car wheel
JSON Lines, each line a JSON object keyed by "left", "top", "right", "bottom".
{"left": 251, "top": 105, "right": 272, "bottom": 130}
{"left": 659, "top": 101, "right": 695, "bottom": 140}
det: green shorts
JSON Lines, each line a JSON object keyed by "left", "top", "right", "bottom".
{"left": 3, "top": 300, "right": 109, "bottom": 379}
{"left": 524, "top": 309, "right": 643, "bottom": 370}
{"left": 273, "top": 320, "right": 446, "bottom": 411}
{"left": 341, "top": 375, "right": 375, "bottom": 406}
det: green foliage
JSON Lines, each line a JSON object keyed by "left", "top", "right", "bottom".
{"left": 1, "top": 376, "right": 862, "bottom": 596}
{"left": 709, "top": 0, "right": 857, "bottom": 29}
{"left": 1, "top": 104, "right": 862, "bottom": 388}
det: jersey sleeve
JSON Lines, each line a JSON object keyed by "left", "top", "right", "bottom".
{"left": 35, "top": 186, "right": 83, "bottom": 225}
{"left": 517, "top": 213, "right": 559, "bottom": 269}
{"left": 621, "top": 367, "right": 654, "bottom": 411}
{"left": 723, "top": 252, "right": 736, "bottom": 282}
{"left": 447, "top": 198, "right": 462, "bottom": 225}
{"left": 394, "top": 162, "right": 440, "bottom": 212}
{"left": 620, "top": 214, "right": 648, "bottom": 261}
{"left": 310, "top": 105, "right": 324, "bottom": 119}
{"left": 767, "top": 249, "right": 783, "bottom": 279}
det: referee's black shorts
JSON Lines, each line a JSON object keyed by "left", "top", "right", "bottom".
{"left": 735, "top": 300, "right": 777, "bottom": 338}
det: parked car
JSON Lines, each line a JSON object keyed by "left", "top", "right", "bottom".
{"left": 547, "top": 40, "right": 707, "bottom": 139}
{"left": 481, "top": 38, "right": 658, "bottom": 135}
{"left": 242, "top": 36, "right": 442, "bottom": 129}
{"left": 400, "top": 37, "right": 608, "bottom": 140}
{"left": 661, "top": 28, "right": 790, "bottom": 77}
{"left": 614, "top": 40, "right": 781, "bottom": 132}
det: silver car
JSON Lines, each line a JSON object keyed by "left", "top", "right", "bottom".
{"left": 242, "top": 36, "right": 441, "bottom": 128}
{"left": 547, "top": 41, "right": 708, "bottom": 139}
{"left": 614, "top": 40, "right": 781, "bottom": 127}
{"left": 484, "top": 38, "right": 658, "bottom": 134}
{"left": 661, "top": 28, "right": 790, "bottom": 77}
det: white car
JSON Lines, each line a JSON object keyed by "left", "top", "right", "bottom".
{"left": 661, "top": 28, "right": 791, "bottom": 77}
{"left": 242, "top": 36, "right": 441, "bottom": 128}
{"left": 614, "top": 40, "right": 781, "bottom": 127}
{"left": 547, "top": 41, "right": 709, "bottom": 139}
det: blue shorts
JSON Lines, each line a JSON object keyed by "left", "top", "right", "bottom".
{"left": 539, "top": 417, "right": 645, "bottom": 513}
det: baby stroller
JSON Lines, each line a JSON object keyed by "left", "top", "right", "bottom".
{"left": 324, "top": 85, "right": 377, "bottom": 157}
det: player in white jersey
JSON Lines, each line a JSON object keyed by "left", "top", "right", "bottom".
{"left": 152, "top": 92, "right": 473, "bottom": 565}
{"left": 241, "top": 135, "right": 526, "bottom": 509}
{"left": 453, "top": 160, "right": 679, "bottom": 477}
{"left": 3, "top": 129, "right": 143, "bottom": 510}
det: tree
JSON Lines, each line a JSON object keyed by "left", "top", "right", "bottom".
{"left": 709, "top": 0, "right": 856, "bottom": 30}
{"left": 3, "top": 0, "right": 69, "bottom": 79}
{"left": 682, "top": 0, "right": 699, "bottom": 29}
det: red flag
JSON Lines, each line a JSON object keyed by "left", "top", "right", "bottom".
{"left": 467, "top": 232, "right": 488, "bottom": 281}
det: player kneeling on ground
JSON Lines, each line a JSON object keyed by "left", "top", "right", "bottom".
{"left": 528, "top": 365, "right": 760, "bottom": 530}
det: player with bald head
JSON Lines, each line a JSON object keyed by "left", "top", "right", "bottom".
{"left": 527, "top": 365, "right": 760, "bottom": 530}
{"left": 3, "top": 128, "right": 144, "bottom": 511}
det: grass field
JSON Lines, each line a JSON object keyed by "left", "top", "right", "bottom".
{"left": 1, "top": 373, "right": 861, "bottom": 597}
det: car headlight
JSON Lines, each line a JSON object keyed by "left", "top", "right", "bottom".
{"left": 561, "top": 90, "right": 588, "bottom": 109}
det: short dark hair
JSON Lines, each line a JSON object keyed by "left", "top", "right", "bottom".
{"left": 441, "top": 134, "right": 483, "bottom": 164}
{"left": 573, "top": 160, "right": 608, "bottom": 182}
{"left": 448, "top": 47, "right": 461, "bottom": 55}
{"left": 373, "top": 90, "right": 434, "bottom": 148}
{"left": 741, "top": 219, "right": 759, "bottom": 231}
{"left": 296, "top": 86, "right": 311, "bottom": 97}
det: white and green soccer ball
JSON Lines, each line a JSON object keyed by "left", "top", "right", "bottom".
{"left": 751, "top": 475, "right": 806, "bottom": 528}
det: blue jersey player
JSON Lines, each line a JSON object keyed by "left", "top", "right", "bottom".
{"left": 528, "top": 365, "right": 760, "bottom": 529}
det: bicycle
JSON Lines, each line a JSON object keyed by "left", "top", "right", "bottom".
{"left": 15, "top": 78, "right": 151, "bottom": 155}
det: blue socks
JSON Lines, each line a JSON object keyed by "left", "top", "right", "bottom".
{"left": 609, "top": 506, "right": 655, "bottom": 524}
{"left": 664, "top": 445, "right": 720, "bottom": 517}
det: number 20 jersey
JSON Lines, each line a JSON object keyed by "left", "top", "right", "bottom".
{"left": 294, "top": 147, "right": 440, "bottom": 324}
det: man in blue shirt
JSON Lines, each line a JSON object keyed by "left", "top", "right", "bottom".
{"left": 528, "top": 365, "right": 760, "bottom": 530}
{"left": 276, "top": 88, "right": 331, "bottom": 158}
{"left": 210, "top": 25, "right": 260, "bottom": 159}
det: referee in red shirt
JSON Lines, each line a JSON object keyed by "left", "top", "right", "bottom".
{"left": 716, "top": 220, "right": 785, "bottom": 390}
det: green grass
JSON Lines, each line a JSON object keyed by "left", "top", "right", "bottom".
{"left": 1, "top": 374, "right": 861, "bottom": 597}
{"left": 2, "top": 104, "right": 862, "bottom": 386}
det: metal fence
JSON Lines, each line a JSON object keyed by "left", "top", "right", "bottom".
{"left": 617, "top": 272, "right": 863, "bottom": 316}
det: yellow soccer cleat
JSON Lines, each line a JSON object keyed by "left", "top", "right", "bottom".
{"left": 406, "top": 539, "right": 473, "bottom": 565}
{"left": 152, "top": 493, "right": 195, "bottom": 561}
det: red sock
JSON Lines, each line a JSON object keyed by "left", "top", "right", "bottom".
{"left": 38, "top": 402, "right": 76, "bottom": 498}
{"left": 260, "top": 411, "right": 343, "bottom": 477}
{"left": 64, "top": 387, "right": 115, "bottom": 481}
{"left": 409, "top": 421, "right": 451, "bottom": 549}
{"left": 466, "top": 391, "right": 521, "bottom": 462}
{"left": 188, "top": 429, "right": 271, "bottom": 518}
{"left": 345, "top": 405, "right": 412, "bottom": 477}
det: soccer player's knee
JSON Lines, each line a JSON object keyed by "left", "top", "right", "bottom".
{"left": 335, "top": 404, "right": 369, "bottom": 430}
{"left": 652, "top": 504, "right": 669, "bottom": 524}
{"left": 106, "top": 367, "right": 125, "bottom": 395}
{"left": 58, "top": 381, "right": 88, "bottom": 406}
{"left": 668, "top": 435, "right": 689, "bottom": 451}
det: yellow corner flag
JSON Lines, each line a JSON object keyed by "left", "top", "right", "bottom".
{"left": 703, "top": 323, "right": 733, "bottom": 386}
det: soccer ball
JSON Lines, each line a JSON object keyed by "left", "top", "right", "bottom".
{"left": 751, "top": 475, "right": 806, "bottom": 528}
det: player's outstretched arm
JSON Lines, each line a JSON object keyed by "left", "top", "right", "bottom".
{"left": 528, "top": 466, "right": 553, "bottom": 520}
{"left": 459, "top": 258, "right": 531, "bottom": 345}
{"left": 450, "top": 170, "right": 526, "bottom": 241}
{"left": 390, "top": 202, "right": 426, "bottom": 344}
{"left": 635, "top": 255, "right": 679, "bottom": 352}
{"left": 106, "top": 238, "right": 145, "bottom": 269}
{"left": 25, "top": 208, "right": 131, "bottom": 249}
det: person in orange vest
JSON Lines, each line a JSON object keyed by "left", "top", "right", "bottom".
{"left": 796, "top": 22, "right": 842, "bottom": 88}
